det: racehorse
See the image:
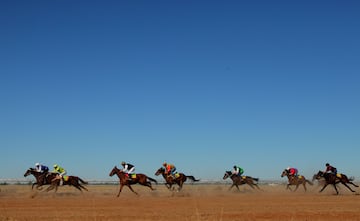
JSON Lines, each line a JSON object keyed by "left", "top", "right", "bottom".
{"left": 313, "top": 170, "right": 358, "bottom": 195}
{"left": 45, "top": 174, "right": 89, "bottom": 192}
{"left": 109, "top": 166, "right": 157, "bottom": 197}
{"left": 24, "top": 168, "right": 88, "bottom": 192}
{"left": 155, "top": 167, "right": 199, "bottom": 191}
{"left": 281, "top": 169, "right": 313, "bottom": 192}
{"left": 223, "top": 171, "right": 260, "bottom": 191}
{"left": 24, "top": 168, "right": 57, "bottom": 190}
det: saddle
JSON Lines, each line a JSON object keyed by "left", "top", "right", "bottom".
{"left": 167, "top": 173, "right": 180, "bottom": 179}
{"left": 62, "top": 175, "right": 69, "bottom": 182}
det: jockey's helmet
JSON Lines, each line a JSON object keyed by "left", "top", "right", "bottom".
{"left": 35, "top": 163, "right": 40, "bottom": 166}
{"left": 121, "top": 161, "right": 126, "bottom": 165}
{"left": 53, "top": 164, "right": 58, "bottom": 168}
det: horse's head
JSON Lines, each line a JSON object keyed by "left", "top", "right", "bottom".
{"left": 313, "top": 170, "right": 324, "bottom": 180}
{"left": 281, "top": 169, "right": 289, "bottom": 177}
{"left": 24, "top": 168, "right": 35, "bottom": 177}
{"left": 109, "top": 166, "right": 120, "bottom": 177}
{"left": 223, "top": 171, "right": 232, "bottom": 180}
{"left": 155, "top": 167, "right": 165, "bottom": 176}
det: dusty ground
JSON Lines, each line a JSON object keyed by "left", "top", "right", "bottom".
{"left": 0, "top": 183, "right": 359, "bottom": 221}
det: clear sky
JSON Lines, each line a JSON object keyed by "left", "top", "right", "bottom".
{"left": 1, "top": 1, "right": 359, "bottom": 182}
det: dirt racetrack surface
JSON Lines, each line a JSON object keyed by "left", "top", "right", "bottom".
{"left": 0, "top": 184, "right": 359, "bottom": 221}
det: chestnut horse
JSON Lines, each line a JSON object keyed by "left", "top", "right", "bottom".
{"left": 109, "top": 166, "right": 157, "bottom": 197}
{"left": 24, "top": 168, "right": 57, "bottom": 190}
{"left": 281, "top": 169, "right": 313, "bottom": 192}
{"left": 155, "top": 167, "right": 199, "bottom": 191}
{"left": 313, "top": 170, "right": 358, "bottom": 195}
{"left": 25, "top": 168, "right": 88, "bottom": 192}
{"left": 223, "top": 171, "right": 260, "bottom": 191}
{"left": 45, "top": 174, "right": 88, "bottom": 192}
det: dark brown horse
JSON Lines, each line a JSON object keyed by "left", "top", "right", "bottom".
{"left": 281, "top": 169, "right": 313, "bottom": 192}
{"left": 24, "top": 168, "right": 57, "bottom": 190}
{"left": 155, "top": 167, "right": 199, "bottom": 191}
{"left": 313, "top": 170, "right": 358, "bottom": 195}
{"left": 45, "top": 174, "right": 89, "bottom": 193}
{"left": 223, "top": 171, "right": 260, "bottom": 191}
{"left": 109, "top": 166, "right": 157, "bottom": 197}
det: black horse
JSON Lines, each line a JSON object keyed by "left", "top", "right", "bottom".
{"left": 24, "top": 168, "right": 57, "bottom": 190}
{"left": 313, "top": 171, "right": 358, "bottom": 195}
{"left": 223, "top": 171, "right": 260, "bottom": 191}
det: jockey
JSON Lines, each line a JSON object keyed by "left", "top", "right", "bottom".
{"left": 325, "top": 163, "right": 337, "bottom": 175}
{"left": 52, "top": 164, "right": 67, "bottom": 185}
{"left": 35, "top": 163, "right": 49, "bottom": 173}
{"left": 286, "top": 167, "right": 298, "bottom": 177}
{"left": 121, "top": 161, "right": 135, "bottom": 180}
{"left": 232, "top": 165, "right": 244, "bottom": 177}
{"left": 163, "top": 162, "right": 176, "bottom": 178}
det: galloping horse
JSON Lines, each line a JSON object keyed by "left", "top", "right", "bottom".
{"left": 155, "top": 167, "right": 199, "bottom": 191}
{"left": 24, "top": 168, "right": 57, "bottom": 190}
{"left": 281, "top": 169, "right": 313, "bottom": 192}
{"left": 45, "top": 174, "right": 89, "bottom": 192}
{"left": 313, "top": 171, "right": 358, "bottom": 195}
{"left": 24, "top": 168, "right": 88, "bottom": 192}
{"left": 109, "top": 166, "right": 157, "bottom": 197}
{"left": 223, "top": 171, "right": 260, "bottom": 191}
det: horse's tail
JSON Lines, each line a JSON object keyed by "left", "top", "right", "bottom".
{"left": 349, "top": 176, "right": 355, "bottom": 182}
{"left": 252, "top": 177, "right": 259, "bottom": 182}
{"left": 186, "top": 176, "right": 200, "bottom": 182}
{"left": 306, "top": 179, "right": 313, "bottom": 185}
{"left": 147, "top": 177, "right": 158, "bottom": 184}
{"left": 78, "top": 177, "right": 88, "bottom": 185}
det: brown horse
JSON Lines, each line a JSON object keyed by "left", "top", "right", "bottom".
{"left": 223, "top": 171, "right": 260, "bottom": 191}
{"left": 281, "top": 169, "right": 313, "bottom": 192}
{"left": 24, "top": 168, "right": 57, "bottom": 190}
{"left": 313, "top": 170, "right": 358, "bottom": 195}
{"left": 109, "top": 166, "right": 157, "bottom": 197}
{"left": 45, "top": 174, "right": 89, "bottom": 192}
{"left": 155, "top": 167, "right": 199, "bottom": 191}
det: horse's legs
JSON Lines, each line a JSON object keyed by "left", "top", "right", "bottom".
{"left": 319, "top": 183, "right": 328, "bottom": 193}
{"left": 79, "top": 184, "right": 88, "bottom": 191}
{"left": 166, "top": 183, "right": 172, "bottom": 190}
{"left": 117, "top": 184, "right": 124, "bottom": 197}
{"left": 73, "top": 185, "right": 83, "bottom": 192}
{"left": 348, "top": 181, "right": 359, "bottom": 188}
{"left": 228, "top": 184, "right": 235, "bottom": 191}
{"left": 294, "top": 184, "right": 300, "bottom": 192}
{"left": 46, "top": 183, "right": 56, "bottom": 192}
{"left": 302, "top": 183, "right": 307, "bottom": 192}
{"left": 144, "top": 182, "right": 154, "bottom": 190}
{"left": 247, "top": 182, "right": 255, "bottom": 189}
{"left": 341, "top": 182, "right": 355, "bottom": 193}
{"left": 286, "top": 184, "right": 292, "bottom": 191}
{"left": 127, "top": 185, "right": 138, "bottom": 195}
{"left": 332, "top": 184, "right": 339, "bottom": 195}
{"left": 178, "top": 181, "right": 184, "bottom": 191}
{"left": 253, "top": 183, "right": 261, "bottom": 190}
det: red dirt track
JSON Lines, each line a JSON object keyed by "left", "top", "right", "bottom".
{"left": 0, "top": 184, "right": 359, "bottom": 221}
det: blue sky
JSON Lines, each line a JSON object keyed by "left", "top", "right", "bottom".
{"left": 1, "top": 1, "right": 359, "bottom": 181}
